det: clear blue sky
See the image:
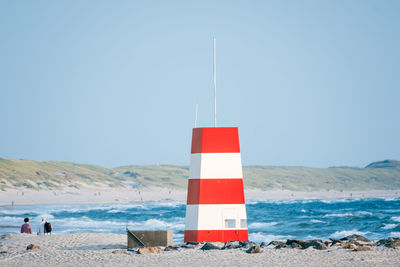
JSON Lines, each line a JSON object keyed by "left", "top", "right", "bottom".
{"left": 1, "top": 0, "right": 399, "bottom": 168}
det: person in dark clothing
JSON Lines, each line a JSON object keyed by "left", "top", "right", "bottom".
{"left": 20, "top": 217, "right": 32, "bottom": 234}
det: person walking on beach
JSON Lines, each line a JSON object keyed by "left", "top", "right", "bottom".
{"left": 20, "top": 217, "right": 32, "bottom": 234}
{"left": 37, "top": 217, "right": 46, "bottom": 235}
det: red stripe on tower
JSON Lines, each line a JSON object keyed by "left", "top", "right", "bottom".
{"left": 184, "top": 127, "right": 248, "bottom": 243}
{"left": 187, "top": 179, "right": 245, "bottom": 205}
{"left": 191, "top": 128, "right": 240, "bottom": 153}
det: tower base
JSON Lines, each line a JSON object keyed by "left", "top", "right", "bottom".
{"left": 184, "top": 229, "right": 248, "bottom": 243}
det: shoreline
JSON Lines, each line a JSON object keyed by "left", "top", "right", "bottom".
{"left": 0, "top": 187, "right": 399, "bottom": 206}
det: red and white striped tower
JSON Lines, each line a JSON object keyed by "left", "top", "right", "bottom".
{"left": 184, "top": 127, "right": 248, "bottom": 242}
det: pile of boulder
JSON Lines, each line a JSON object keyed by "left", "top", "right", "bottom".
{"left": 376, "top": 237, "right": 400, "bottom": 249}
{"left": 161, "top": 234, "right": 400, "bottom": 254}
{"left": 162, "top": 240, "right": 263, "bottom": 254}
{"left": 263, "top": 235, "right": 400, "bottom": 251}
{"left": 128, "top": 235, "right": 400, "bottom": 254}
{"left": 16, "top": 235, "right": 400, "bottom": 257}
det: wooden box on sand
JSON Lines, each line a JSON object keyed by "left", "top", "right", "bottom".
{"left": 127, "top": 229, "right": 173, "bottom": 248}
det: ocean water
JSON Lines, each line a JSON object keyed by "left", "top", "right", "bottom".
{"left": 1, "top": 197, "right": 399, "bottom": 243}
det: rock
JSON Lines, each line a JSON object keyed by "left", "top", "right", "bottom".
{"left": 239, "top": 241, "right": 249, "bottom": 246}
{"left": 164, "top": 246, "right": 179, "bottom": 251}
{"left": 239, "top": 241, "right": 257, "bottom": 248}
{"left": 246, "top": 245, "right": 262, "bottom": 254}
{"left": 181, "top": 242, "right": 200, "bottom": 249}
{"left": 138, "top": 247, "right": 161, "bottom": 254}
{"left": 305, "top": 240, "right": 327, "bottom": 250}
{"left": 275, "top": 243, "right": 287, "bottom": 249}
{"left": 223, "top": 241, "right": 241, "bottom": 249}
{"left": 324, "top": 240, "right": 332, "bottom": 247}
{"left": 354, "top": 246, "right": 371, "bottom": 252}
{"left": 259, "top": 242, "right": 267, "bottom": 248}
{"left": 291, "top": 242, "right": 302, "bottom": 249}
{"left": 341, "top": 242, "right": 356, "bottom": 250}
{"left": 377, "top": 238, "right": 400, "bottom": 249}
{"left": 201, "top": 242, "right": 221, "bottom": 250}
{"left": 340, "top": 234, "right": 370, "bottom": 243}
{"left": 267, "top": 241, "right": 285, "bottom": 248}
{"left": 286, "top": 240, "right": 300, "bottom": 246}
{"left": 26, "top": 244, "right": 40, "bottom": 250}
{"left": 112, "top": 250, "right": 130, "bottom": 255}
{"left": 286, "top": 240, "right": 312, "bottom": 249}
{"left": 329, "top": 239, "right": 342, "bottom": 246}
{"left": 181, "top": 245, "right": 196, "bottom": 249}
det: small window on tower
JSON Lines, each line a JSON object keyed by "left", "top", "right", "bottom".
{"left": 225, "top": 219, "right": 236, "bottom": 228}
{"left": 240, "top": 219, "right": 247, "bottom": 228}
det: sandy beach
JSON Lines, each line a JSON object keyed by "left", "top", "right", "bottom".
{"left": 0, "top": 233, "right": 399, "bottom": 266}
{"left": 1, "top": 186, "right": 399, "bottom": 266}
{"left": 1, "top": 186, "right": 399, "bottom": 206}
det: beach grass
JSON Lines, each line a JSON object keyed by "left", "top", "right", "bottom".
{"left": 1, "top": 158, "right": 400, "bottom": 191}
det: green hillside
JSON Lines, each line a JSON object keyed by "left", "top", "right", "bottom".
{"left": 1, "top": 158, "right": 400, "bottom": 191}
{"left": 0, "top": 158, "right": 123, "bottom": 190}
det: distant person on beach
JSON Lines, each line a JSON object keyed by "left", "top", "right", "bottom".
{"left": 20, "top": 217, "right": 32, "bottom": 234}
{"left": 37, "top": 217, "right": 46, "bottom": 235}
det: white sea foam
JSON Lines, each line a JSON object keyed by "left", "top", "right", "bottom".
{"left": 248, "top": 232, "right": 294, "bottom": 243}
{"left": 0, "top": 216, "right": 22, "bottom": 225}
{"left": 248, "top": 197, "right": 366, "bottom": 205}
{"left": 323, "top": 213, "right": 354, "bottom": 218}
{"left": 320, "top": 199, "right": 353, "bottom": 204}
{"left": 310, "top": 219, "right": 323, "bottom": 223}
{"left": 36, "top": 213, "right": 55, "bottom": 220}
{"left": 31, "top": 202, "right": 185, "bottom": 215}
{"left": 382, "top": 197, "right": 400, "bottom": 202}
{"left": 382, "top": 224, "right": 397, "bottom": 230}
{"left": 148, "top": 201, "right": 184, "bottom": 207}
{"left": 173, "top": 233, "right": 184, "bottom": 243}
{"left": 329, "top": 229, "right": 368, "bottom": 239}
{"left": 304, "top": 235, "right": 319, "bottom": 240}
{"left": 391, "top": 216, "right": 400, "bottom": 222}
{"left": 252, "top": 199, "right": 300, "bottom": 205}
{"left": 390, "top": 232, "right": 400, "bottom": 237}
{"left": 107, "top": 208, "right": 130, "bottom": 213}
{"left": 248, "top": 222, "right": 280, "bottom": 229}
{"left": 138, "top": 218, "right": 185, "bottom": 231}
{"left": 0, "top": 208, "right": 39, "bottom": 216}
{"left": 39, "top": 216, "right": 186, "bottom": 234}
{"left": 46, "top": 205, "right": 113, "bottom": 213}
{"left": 356, "top": 211, "right": 374, "bottom": 216}
{"left": 300, "top": 199, "right": 315, "bottom": 204}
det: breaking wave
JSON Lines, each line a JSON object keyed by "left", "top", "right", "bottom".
{"left": 248, "top": 232, "right": 294, "bottom": 243}
{"left": 329, "top": 230, "right": 369, "bottom": 239}
{"left": 1, "top": 197, "right": 399, "bottom": 243}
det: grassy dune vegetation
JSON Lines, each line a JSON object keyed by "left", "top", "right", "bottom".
{"left": 0, "top": 158, "right": 123, "bottom": 190}
{"left": 1, "top": 158, "right": 400, "bottom": 191}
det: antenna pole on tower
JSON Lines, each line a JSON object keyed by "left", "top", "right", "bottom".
{"left": 195, "top": 104, "right": 198, "bottom": 128}
{"left": 213, "top": 37, "right": 217, "bottom": 127}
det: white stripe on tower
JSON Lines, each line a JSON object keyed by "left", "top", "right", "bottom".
{"left": 185, "top": 204, "right": 247, "bottom": 230}
{"left": 189, "top": 153, "right": 243, "bottom": 179}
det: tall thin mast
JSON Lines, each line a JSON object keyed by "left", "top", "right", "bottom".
{"left": 213, "top": 37, "right": 217, "bottom": 127}
{"left": 195, "top": 104, "right": 198, "bottom": 128}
